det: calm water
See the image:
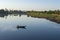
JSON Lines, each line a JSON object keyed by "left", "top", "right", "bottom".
{"left": 0, "top": 14, "right": 60, "bottom": 40}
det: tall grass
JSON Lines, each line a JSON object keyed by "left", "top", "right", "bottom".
{"left": 27, "top": 12, "right": 60, "bottom": 23}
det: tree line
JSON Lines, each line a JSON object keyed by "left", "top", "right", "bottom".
{"left": 27, "top": 10, "right": 60, "bottom": 14}
{"left": 0, "top": 9, "right": 60, "bottom": 14}
{"left": 0, "top": 9, "right": 26, "bottom": 14}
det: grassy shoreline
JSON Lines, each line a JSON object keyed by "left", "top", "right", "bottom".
{"left": 27, "top": 11, "right": 60, "bottom": 23}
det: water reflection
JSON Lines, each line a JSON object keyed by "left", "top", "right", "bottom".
{"left": 0, "top": 13, "right": 60, "bottom": 24}
{"left": 0, "top": 14, "right": 60, "bottom": 31}
{"left": 0, "top": 13, "right": 60, "bottom": 40}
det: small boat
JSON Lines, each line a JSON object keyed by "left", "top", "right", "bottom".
{"left": 17, "top": 25, "right": 26, "bottom": 29}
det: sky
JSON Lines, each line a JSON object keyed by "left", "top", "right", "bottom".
{"left": 0, "top": 0, "right": 60, "bottom": 11}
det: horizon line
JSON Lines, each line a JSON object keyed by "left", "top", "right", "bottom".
{"left": 0, "top": 8, "right": 60, "bottom": 11}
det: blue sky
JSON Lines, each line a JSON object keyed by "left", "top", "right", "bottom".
{"left": 0, "top": 0, "right": 60, "bottom": 11}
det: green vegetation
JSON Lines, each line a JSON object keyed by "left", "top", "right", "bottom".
{"left": 0, "top": 9, "right": 26, "bottom": 14}
{"left": 27, "top": 10, "right": 60, "bottom": 23}
{"left": 0, "top": 9, "right": 26, "bottom": 17}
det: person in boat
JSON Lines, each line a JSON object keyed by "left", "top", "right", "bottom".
{"left": 17, "top": 25, "right": 26, "bottom": 28}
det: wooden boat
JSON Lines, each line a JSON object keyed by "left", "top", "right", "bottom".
{"left": 17, "top": 25, "right": 26, "bottom": 28}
